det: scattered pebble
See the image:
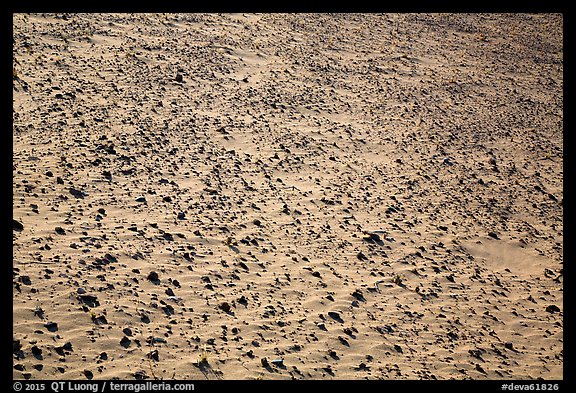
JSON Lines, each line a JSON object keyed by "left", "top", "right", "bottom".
{"left": 11, "top": 13, "right": 563, "bottom": 381}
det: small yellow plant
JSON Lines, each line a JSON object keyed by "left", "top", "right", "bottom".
{"left": 197, "top": 344, "right": 209, "bottom": 365}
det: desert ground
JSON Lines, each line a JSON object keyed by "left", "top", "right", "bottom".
{"left": 13, "top": 13, "right": 563, "bottom": 380}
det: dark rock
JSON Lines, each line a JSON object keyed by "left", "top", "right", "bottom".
{"left": 55, "top": 342, "right": 73, "bottom": 356}
{"left": 55, "top": 227, "right": 66, "bottom": 235}
{"left": 504, "top": 342, "right": 514, "bottom": 350}
{"left": 376, "top": 324, "right": 393, "bottom": 334}
{"left": 44, "top": 322, "right": 58, "bottom": 332}
{"left": 328, "top": 311, "right": 344, "bottom": 323}
{"left": 261, "top": 357, "right": 269, "bottom": 368}
{"left": 31, "top": 345, "right": 42, "bottom": 358}
{"left": 120, "top": 336, "right": 131, "bottom": 348}
{"left": 162, "top": 304, "right": 175, "bottom": 316}
{"left": 134, "top": 370, "right": 148, "bottom": 380}
{"left": 13, "top": 219, "right": 24, "bottom": 232}
{"left": 271, "top": 358, "right": 284, "bottom": 367}
{"left": 46, "top": 171, "right": 53, "bottom": 177}
{"left": 147, "top": 271, "right": 160, "bottom": 283}
{"left": 19, "top": 276, "right": 32, "bottom": 285}
{"left": 78, "top": 294, "right": 100, "bottom": 308}
{"left": 363, "top": 232, "right": 382, "bottom": 243}
{"left": 237, "top": 296, "right": 248, "bottom": 306}
{"left": 351, "top": 289, "right": 365, "bottom": 301}
{"left": 239, "top": 261, "right": 249, "bottom": 271}
{"left": 84, "top": 370, "right": 93, "bottom": 379}
{"left": 488, "top": 232, "right": 500, "bottom": 240}
{"left": 475, "top": 364, "right": 487, "bottom": 374}
{"left": 468, "top": 349, "right": 484, "bottom": 360}
{"left": 13, "top": 339, "right": 22, "bottom": 354}
{"left": 219, "top": 302, "right": 231, "bottom": 313}
{"left": 92, "top": 315, "right": 108, "bottom": 325}
{"left": 69, "top": 188, "right": 85, "bottom": 198}
{"left": 363, "top": 231, "right": 385, "bottom": 245}
{"left": 343, "top": 327, "right": 355, "bottom": 337}
{"left": 175, "top": 73, "right": 183, "bottom": 83}
{"left": 136, "top": 197, "right": 146, "bottom": 203}
{"left": 148, "top": 350, "right": 159, "bottom": 361}
{"left": 546, "top": 305, "right": 561, "bottom": 313}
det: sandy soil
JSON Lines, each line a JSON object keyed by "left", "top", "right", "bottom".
{"left": 13, "top": 13, "right": 563, "bottom": 380}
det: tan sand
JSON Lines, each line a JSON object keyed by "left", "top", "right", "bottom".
{"left": 13, "top": 13, "right": 562, "bottom": 380}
